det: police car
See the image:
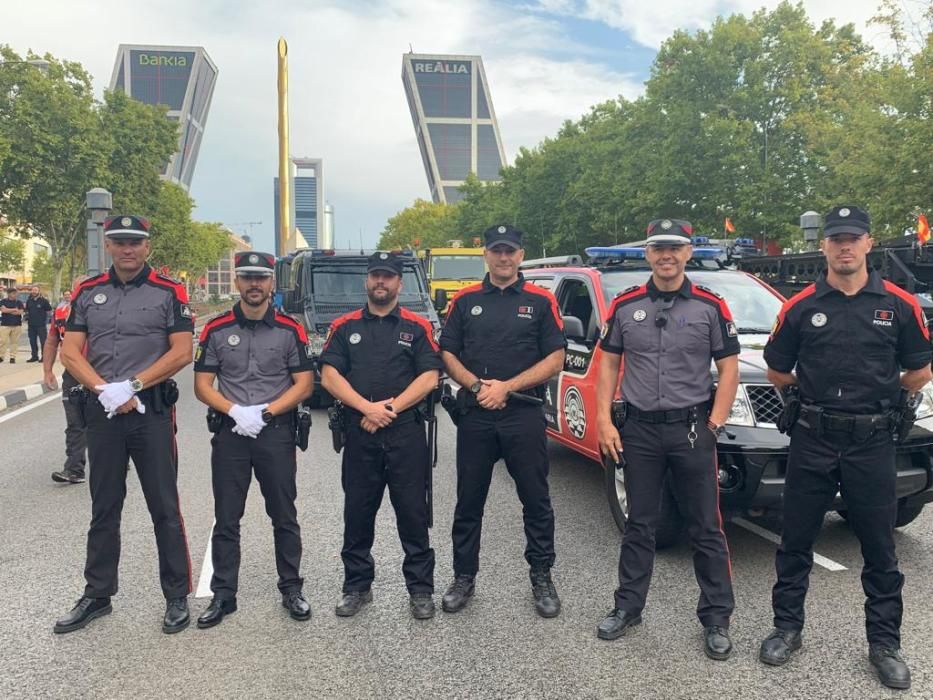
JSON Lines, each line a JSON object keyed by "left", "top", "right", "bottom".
{"left": 522, "top": 243, "right": 933, "bottom": 547}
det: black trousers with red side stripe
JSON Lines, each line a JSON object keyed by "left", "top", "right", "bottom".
{"left": 82, "top": 396, "right": 192, "bottom": 600}
{"left": 615, "top": 415, "right": 734, "bottom": 627}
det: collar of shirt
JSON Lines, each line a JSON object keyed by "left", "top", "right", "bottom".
{"left": 481, "top": 272, "right": 525, "bottom": 294}
{"left": 362, "top": 303, "right": 401, "bottom": 321}
{"left": 813, "top": 269, "right": 886, "bottom": 298}
{"left": 107, "top": 263, "right": 150, "bottom": 288}
{"left": 646, "top": 275, "right": 692, "bottom": 301}
{"left": 233, "top": 301, "right": 275, "bottom": 328}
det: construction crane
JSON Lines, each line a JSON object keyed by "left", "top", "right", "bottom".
{"left": 228, "top": 221, "right": 263, "bottom": 240}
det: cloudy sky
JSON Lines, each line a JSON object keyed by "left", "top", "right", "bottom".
{"left": 5, "top": 0, "right": 889, "bottom": 252}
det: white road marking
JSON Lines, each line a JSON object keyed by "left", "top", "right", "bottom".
{"left": 195, "top": 521, "right": 215, "bottom": 598}
{"left": 0, "top": 392, "right": 60, "bottom": 423}
{"left": 733, "top": 517, "right": 847, "bottom": 572}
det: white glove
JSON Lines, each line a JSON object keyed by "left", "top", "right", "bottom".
{"left": 228, "top": 403, "right": 268, "bottom": 438}
{"left": 96, "top": 380, "right": 136, "bottom": 414}
{"left": 105, "top": 396, "right": 147, "bottom": 420}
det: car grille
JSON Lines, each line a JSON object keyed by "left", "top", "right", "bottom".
{"left": 746, "top": 384, "right": 783, "bottom": 426}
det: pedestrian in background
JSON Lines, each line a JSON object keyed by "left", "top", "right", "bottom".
{"left": 25, "top": 285, "right": 52, "bottom": 362}
{"left": 0, "top": 287, "right": 25, "bottom": 363}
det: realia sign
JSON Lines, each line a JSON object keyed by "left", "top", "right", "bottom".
{"left": 413, "top": 61, "right": 470, "bottom": 75}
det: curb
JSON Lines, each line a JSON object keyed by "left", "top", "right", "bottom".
{"left": 0, "top": 381, "right": 55, "bottom": 412}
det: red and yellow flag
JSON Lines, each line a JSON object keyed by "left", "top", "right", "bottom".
{"left": 918, "top": 213, "right": 931, "bottom": 245}
{"left": 724, "top": 217, "right": 736, "bottom": 234}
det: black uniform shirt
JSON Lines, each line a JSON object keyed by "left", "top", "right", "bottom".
{"left": 764, "top": 270, "right": 932, "bottom": 413}
{"left": 599, "top": 276, "right": 741, "bottom": 410}
{"left": 439, "top": 273, "right": 566, "bottom": 382}
{"left": 318, "top": 304, "right": 442, "bottom": 402}
{"left": 25, "top": 295, "right": 52, "bottom": 327}
{"left": 0, "top": 298, "right": 24, "bottom": 327}
{"left": 67, "top": 264, "right": 194, "bottom": 382}
{"left": 194, "top": 303, "right": 313, "bottom": 406}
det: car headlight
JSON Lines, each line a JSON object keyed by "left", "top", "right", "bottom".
{"left": 915, "top": 381, "right": 933, "bottom": 419}
{"left": 725, "top": 386, "right": 755, "bottom": 426}
{"left": 309, "top": 332, "right": 326, "bottom": 356}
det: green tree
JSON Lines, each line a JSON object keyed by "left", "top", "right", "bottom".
{"left": 0, "top": 235, "right": 25, "bottom": 273}
{"left": 377, "top": 199, "right": 460, "bottom": 249}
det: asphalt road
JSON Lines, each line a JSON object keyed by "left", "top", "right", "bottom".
{"left": 2, "top": 367, "right": 932, "bottom": 699}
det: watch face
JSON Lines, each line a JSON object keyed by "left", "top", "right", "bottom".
{"left": 262, "top": 411, "right": 273, "bottom": 424}
{"left": 471, "top": 381, "right": 482, "bottom": 394}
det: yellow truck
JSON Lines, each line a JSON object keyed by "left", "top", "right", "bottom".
{"left": 419, "top": 246, "right": 487, "bottom": 316}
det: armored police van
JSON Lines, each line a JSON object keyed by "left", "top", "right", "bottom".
{"left": 521, "top": 243, "right": 933, "bottom": 547}
{"left": 275, "top": 249, "right": 441, "bottom": 406}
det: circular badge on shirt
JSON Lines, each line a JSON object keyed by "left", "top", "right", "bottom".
{"left": 349, "top": 333, "right": 362, "bottom": 344}
{"left": 471, "top": 305, "right": 483, "bottom": 316}
{"left": 228, "top": 334, "right": 241, "bottom": 346}
{"left": 633, "top": 309, "right": 646, "bottom": 322}
{"left": 811, "top": 312, "right": 828, "bottom": 327}
{"left": 93, "top": 293, "right": 107, "bottom": 305}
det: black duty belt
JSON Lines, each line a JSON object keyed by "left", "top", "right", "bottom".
{"left": 221, "top": 411, "right": 295, "bottom": 429}
{"left": 799, "top": 405, "right": 892, "bottom": 433}
{"left": 626, "top": 402, "right": 709, "bottom": 424}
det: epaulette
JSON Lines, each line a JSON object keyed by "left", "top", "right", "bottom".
{"left": 155, "top": 272, "right": 182, "bottom": 285}
{"left": 614, "top": 285, "right": 641, "bottom": 299}
{"left": 694, "top": 284, "right": 723, "bottom": 299}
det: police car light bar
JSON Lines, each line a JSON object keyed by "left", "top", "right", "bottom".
{"left": 586, "top": 246, "right": 725, "bottom": 261}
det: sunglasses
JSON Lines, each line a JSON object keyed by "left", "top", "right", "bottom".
{"left": 655, "top": 297, "right": 676, "bottom": 328}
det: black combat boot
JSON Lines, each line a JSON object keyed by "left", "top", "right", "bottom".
{"left": 530, "top": 568, "right": 561, "bottom": 618}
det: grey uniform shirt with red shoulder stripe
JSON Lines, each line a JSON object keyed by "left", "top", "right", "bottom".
{"left": 764, "top": 270, "right": 931, "bottom": 413}
{"left": 600, "top": 275, "right": 740, "bottom": 411}
{"left": 66, "top": 264, "right": 194, "bottom": 382}
{"left": 439, "top": 273, "right": 566, "bottom": 384}
{"left": 318, "top": 303, "right": 442, "bottom": 402}
{"left": 194, "top": 302, "right": 313, "bottom": 406}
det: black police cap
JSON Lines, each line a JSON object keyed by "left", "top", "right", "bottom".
{"left": 646, "top": 218, "right": 693, "bottom": 246}
{"left": 824, "top": 205, "right": 870, "bottom": 237}
{"left": 368, "top": 251, "right": 404, "bottom": 276}
{"left": 104, "top": 215, "right": 151, "bottom": 239}
{"left": 483, "top": 224, "right": 523, "bottom": 249}
{"left": 234, "top": 251, "right": 275, "bottom": 275}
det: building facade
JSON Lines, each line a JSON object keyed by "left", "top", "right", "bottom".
{"left": 273, "top": 157, "right": 324, "bottom": 254}
{"left": 110, "top": 44, "right": 218, "bottom": 190}
{"left": 401, "top": 53, "right": 507, "bottom": 204}
{"left": 204, "top": 231, "right": 252, "bottom": 300}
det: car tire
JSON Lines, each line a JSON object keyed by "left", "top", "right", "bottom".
{"left": 605, "top": 459, "right": 684, "bottom": 549}
{"left": 837, "top": 501, "right": 925, "bottom": 528}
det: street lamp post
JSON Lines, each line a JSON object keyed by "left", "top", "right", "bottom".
{"left": 85, "top": 188, "right": 112, "bottom": 276}
{"left": 800, "top": 211, "right": 821, "bottom": 252}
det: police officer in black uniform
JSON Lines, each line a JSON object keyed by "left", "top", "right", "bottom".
{"left": 439, "top": 225, "right": 566, "bottom": 618}
{"left": 759, "top": 205, "right": 932, "bottom": 690}
{"left": 319, "top": 251, "right": 442, "bottom": 619}
{"left": 595, "top": 219, "right": 740, "bottom": 659}
{"left": 193, "top": 251, "right": 314, "bottom": 627}
{"left": 55, "top": 215, "right": 194, "bottom": 634}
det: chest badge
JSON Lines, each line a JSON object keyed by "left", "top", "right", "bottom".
{"left": 349, "top": 332, "right": 362, "bottom": 344}
{"left": 93, "top": 293, "right": 107, "bottom": 305}
{"left": 811, "top": 312, "right": 828, "bottom": 327}
{"left": 471, "top": 305, "right": 483, "bottom": 316}
{"left": 633, "top": 309, "right": 646, "bottom": 322}
{"left": 227, "top": 334, "right": 241, "bottom": 346}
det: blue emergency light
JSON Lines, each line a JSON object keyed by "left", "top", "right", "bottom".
{"left": 692, "top": 236, "right": 710, "bottom": 245}
{"left": 586, "top": 246, "right": 725, "bottom": 261}
{"left": 734, "top": 238, "right": 755, "bottom": 246}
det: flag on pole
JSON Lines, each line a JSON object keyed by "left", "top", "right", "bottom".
{"left": 724, "top": 217, "right": 736, "bottom": 234}
{"left": 918, "top": 213, "right": 931, "bottom": 245}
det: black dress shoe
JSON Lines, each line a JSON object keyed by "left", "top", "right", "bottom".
{"left": 596, "top": 608, "right": 642, "bottom": 640}
{"left": 27, "top": 357, "right": 39, "bottom": 363}
{"left": 197, "top": 597, "right": 237, "bottom": 629}
{"left": 530, "top": 568, "right": 561, "bottom": 618}
{"left": 704, "top": 626, "right": 733, "bottom": 660}
{"left": 54, "top": 596, "right": 112, "bottom": 634}
{"left": 51, "top": 469, "right": 86, "bottom": 484}
{"left": 442, "top": 574, "right": 475, "bottom": 613}
{"left": 335, "top": 590, "right": 372, "bottom": 617}
{"left": 282, "top": 591, "right": 312, "bottom": 621}
{"left": 410, "top": 593, "right": 436, "bottom": 619}
{"left": 869, "top": 644, "right": 911, "bottom": 690}
{"left": 759, "top": 628, "right": 802, "bottom": 666}
{"left": 163, "top": 597, "right": 190, "bottom": 634}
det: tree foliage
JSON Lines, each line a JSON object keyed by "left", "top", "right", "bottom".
{"left": 0, "top": 234, "right": 25, "bottom": 273}
{"left": 386, "top": 1, "right": 931, "bottom": 251}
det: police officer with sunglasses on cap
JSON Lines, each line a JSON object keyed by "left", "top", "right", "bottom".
{"left": 595, "top": 218, "right": 740, "bottom": 659}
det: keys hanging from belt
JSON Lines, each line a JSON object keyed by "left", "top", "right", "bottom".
{"left": 687, "top": 406, "right": 698, "bottom": 449}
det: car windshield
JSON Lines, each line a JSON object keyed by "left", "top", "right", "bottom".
{"left": 309, "top": 263, "right": 426, "bottom": 299}
{"left": 599, "top": 270, "right": 784, "bottom": 333}
{"left": 431, "top": 255, "right": 486, "bottom": 281}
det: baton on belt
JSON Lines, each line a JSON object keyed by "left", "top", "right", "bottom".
{"left": 507, "top": 391, "right": 544, "bottom": 406}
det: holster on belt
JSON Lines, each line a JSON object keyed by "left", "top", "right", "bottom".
{"left": 892, "top": 389, "right": 920, "bottom": 443}
{"left": 148, "top": 379, "right": 179, "bottom": 415}
{"left": 610, "top": 400, "right": 627, "bottom": 431}
{"left": 206, "top": 407, "right": 224, "bottom": 434}
{"left": 776, "top": 385, "right": 801, "bottom": 435}
{"left": 327, "top": 401, "right": 347, "bottom": 453}
{"left": 295, "top": 407, "right": 312, "bottom": 451}
{"left": 67, "top": 386, "right": 89, "bottom": 406}
{"left": 440, "top": 383, "right": 460, "bottom": 426}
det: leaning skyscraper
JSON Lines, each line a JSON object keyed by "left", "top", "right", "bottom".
{"left": 401, "top": 53, "right": 506, "bottom": 204}
{"left": 110, "top": 45, "right": 218, "bottom": 190}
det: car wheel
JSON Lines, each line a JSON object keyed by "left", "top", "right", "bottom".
{"left": 604, "top": 459, "right": 684, "bottom": 549}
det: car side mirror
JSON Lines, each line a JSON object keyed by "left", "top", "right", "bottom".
{"left": 434, "top": 288, "right": 449, "bottom": 311}
{"left": 562, "top": 315, "right": 585, "bottom": 341}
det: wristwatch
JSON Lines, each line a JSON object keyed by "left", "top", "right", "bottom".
{"left": 128, "top": 376, "right": 144, "bottom": 393}
{"left": 262, "top": 409, "right": 274, "bottom": 425}
{"left": 470, "top": 380, "right": 483, "bottom": 394}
